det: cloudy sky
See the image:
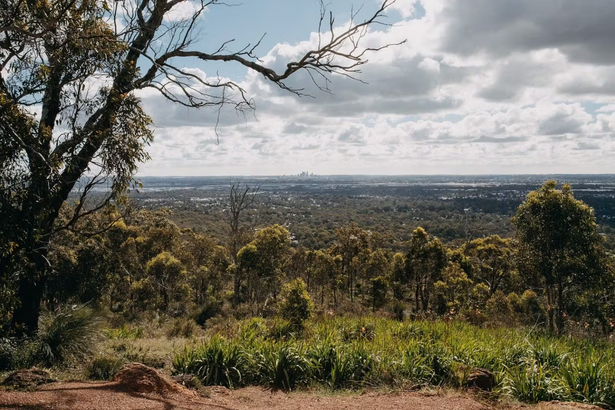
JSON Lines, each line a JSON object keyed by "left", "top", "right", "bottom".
{"left": 138, "top": 0, "right": 615, "bottom": 176}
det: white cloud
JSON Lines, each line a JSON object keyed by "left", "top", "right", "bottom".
{"left": 138, "top": 0, "right": 615, "bottom": 175}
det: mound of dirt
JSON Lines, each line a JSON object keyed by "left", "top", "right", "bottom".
{"left": 112, "top": 363, "right": 184, "bottom": 394}
{"left": 1, "top": 367, "right": 56, "bottom": 390}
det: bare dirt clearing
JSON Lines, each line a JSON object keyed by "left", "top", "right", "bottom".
{"left": 0, "top": 383, "right": 603, "bottom": 410}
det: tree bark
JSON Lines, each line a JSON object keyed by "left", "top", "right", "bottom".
{"left": 10, "top": 249, "right": 48, "bottom": 336}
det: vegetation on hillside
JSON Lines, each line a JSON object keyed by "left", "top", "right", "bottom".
{"left": 1, "top": 181, "right": 614, "bottom": 408}
{"left": 174, "top": 317, "right": 615, "bottom": 407}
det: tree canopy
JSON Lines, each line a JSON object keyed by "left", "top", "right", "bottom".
{"left": 513, "top": 180, "right": 605, "bottom": 333}
{"left": 0, "top": 0, "right": 400, "bottom": 334}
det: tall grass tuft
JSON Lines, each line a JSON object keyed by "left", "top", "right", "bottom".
{"left": 500, "top": 360, "right": 568, "bottom": 403}
{"left": 256, "top": 342, "right": 312, "bottom": 390}
{"left": 37, "top": 306, "right": 101, "bottom": 366}
{"left": 560, "top": 354, "right": 614, "bottom": 407}
{"left": 173, "top": 336, "right": 247, "bottom": 388}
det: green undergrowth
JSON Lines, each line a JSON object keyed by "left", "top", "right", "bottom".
{"left": 173, "top": 317, "right": 615, "bottom": 408}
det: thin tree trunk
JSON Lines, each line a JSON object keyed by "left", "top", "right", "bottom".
{"left": 415, "top": 280, "right": 420, "bottom": 312}
{"left": 556, "top": 277, "right": 564, "bottom": 336}
{"left": 546, "top": 285, "right": 555, "bottom": 333}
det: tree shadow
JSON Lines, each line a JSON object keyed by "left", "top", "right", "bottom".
{"left": 0, "top": 382, "right": 237, "bottom": 410}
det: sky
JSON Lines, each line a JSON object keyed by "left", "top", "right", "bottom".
{"left": 137, "top": 0, "right": 615, "bottom": 176}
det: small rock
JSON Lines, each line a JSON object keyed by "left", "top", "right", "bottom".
{"left": 171, "top": 374, "right": 194, "bottom": 385}
{"left": 466, "top": 368, "right": 495, "bottom": 391}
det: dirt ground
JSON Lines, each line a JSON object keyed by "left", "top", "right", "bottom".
{"left": 0, "top": 383, "right": 603, "bottom": 410}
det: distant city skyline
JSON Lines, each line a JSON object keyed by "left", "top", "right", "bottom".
{"left": 138, "top": 0, "right": 615, "bottom": 176}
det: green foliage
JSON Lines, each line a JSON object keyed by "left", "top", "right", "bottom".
{"left": 514, "top": 181, "right": 605, "bottom": 333}
{"left": 237, "top": 225, "right": 291, "bottom": 307}
{"left": 310, "top": 342, "right": 374, "bottom": 388}
{"left": 145, "top": 251, "right": 190, "bottom": 314}
{"left": 405, "top": 227, "right": 447, "bottom": 312}
{"left": 520, "top": 290, "right": 547, "bottom": 325}
{"left": 561, "top": 354, "right": 615, "bottom": 407}
{"left": 173, "top": 336, "right": 247, "bottom": 388}
{"left": 173, "top": 317, "right": 615, "bottom": 406}
{"left": 256, "top": 342, "right": 313, "bottom": 390}
{"left": 485, "top": 291, "right": 514, "bottom": 326}
{"left": 167, "top": 318, "right": 200, "bottom": 339}
{"left": 434, "top": 262, "right": 473, "bottom": 316}
{"left": 389, "top": 301, "right": 406, "bottom": 321}
{"left": 268, "top": 318, "right": 296, "bottom": 341}
{"left": 279, "top": 278, "right": 314, "bottom": 328}
{"left": 464, "top": 235, "right": 514, "bottom": 295}
{"left": 369, "top": 276, "right": 388, "bottom": 312}
{"left": 501, "top": 360, "right": 568, "bottom": 403}
{"left": 104, "top": 324, "right": 144, "bottom": 340}
{"left": 87, "top": 356, "right": 125, "bottom": 380}
{"left": 0, "top": 338, "right": 38, "bottom": 371}
{"left": 37, "top": 307, "right": 101, "bottom": 366}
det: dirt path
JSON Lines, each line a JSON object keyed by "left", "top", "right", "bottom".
{"left": 0, "top": 383, "right": 602, "bottom": 410}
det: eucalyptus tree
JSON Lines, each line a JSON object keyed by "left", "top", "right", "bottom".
{"left": 513, "top": 181, "right": 604, "bottom": 334}
{"left": 237, "top": 224, "right": 291, "bottom": 309}
{"left": 0, "top": 0, "right": 401, "bottom": 334}
{"left": 464, "top": 235, "right": 514, "bottom": 296}
{"left": 405, "top": 227, "right": 447, "bottom": 313}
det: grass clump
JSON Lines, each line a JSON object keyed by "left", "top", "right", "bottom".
{"left": 37, "top": 307, "right": 101, "bottom": 366}
{"left": 87, "top": 356, "right": 125, "bottom": 380}
{"left": 166, "top": 318, "right": 200, "bottom": 339}
{"left": 500, "top": 360, "right": 568, "bottom": 403}
{"left": 173, "top": 336, "right": 247, "bottom": 388}
{"left": 105, "top": 324, "right": 144, "bottom": 340}
{"left": 172, "top": 316, "right": 615, "bottom": 405}
{"left": 256, "top": 342, "right": 313, "bottom": 390}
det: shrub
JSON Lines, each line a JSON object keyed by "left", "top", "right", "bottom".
{"left": 37, "top": 306, "right": 101, "bottom": 366}
{"left": 167, "top": 318, "right": 200, "bottom": 339}
{"left": 397, "top": 347, "right": 433, "bottom": 384}
{"left": 340, "top": 321, "right": 376, "bottom": 342}
{"left": 311, "top": 343, "right": 374, "bottom": 387}
{"left": 279, "top": 279, "right": 313, "bottom": 328}
{"left": 172, "top": 316, "right": 615, "bottom": 406}
{"left": 87, "top": 356, "right": 125, "bottom": 380}
{"left": 256, "top": 342, "right": 313, "bottom": 390}
{"left": 521, "top": 290, "right": 546, "bottom": 325}
{"left": 485, "top": 291, "right": 514, "bottom": 326}
{"left": 0, "top": 338, "right": 16, "bottom": 371}
{"left": 500, "top": 360, "right": 568, "bottom": 403}
{"left": 193, "top": 297, "right": 222, "bottom": 327}
{"left": 238, "top": 318, "right": 268, "bottom": 342}
{"left": 174, "top": 336, "right": 247, "bottom": 388}
{"left": 268, "top": 318, "right": 296, "bottom": 341}
{"left": 0, "top": 338, "right": 37, "bottom": 371}
{"left": 389, "top": 301, "right": 406, "bottom": 322}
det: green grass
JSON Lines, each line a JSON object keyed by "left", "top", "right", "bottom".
{"left": 37, "top": 307, "right": 102, "bottom": 366}
{"left": 173, "top": 317, "right": 615, "bottom": 408}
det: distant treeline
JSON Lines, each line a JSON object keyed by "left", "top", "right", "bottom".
{"left": 3, "top": 180, "right": 613, "bottom": 337}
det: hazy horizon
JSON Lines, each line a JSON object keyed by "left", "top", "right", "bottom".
{"left": 135, "top": 173, "right": 615, "bottom": 178}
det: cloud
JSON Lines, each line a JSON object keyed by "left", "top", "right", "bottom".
{"left": 138, "top": 0, "right": 615, "bottom": 175}
{"left": 437, "top": 0, "right": 615, "bottom": 65}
